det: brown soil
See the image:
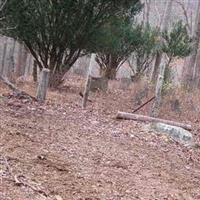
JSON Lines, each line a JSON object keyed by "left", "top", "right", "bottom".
{"left": 0, "top": 74, "right": 200, "bottom": 200}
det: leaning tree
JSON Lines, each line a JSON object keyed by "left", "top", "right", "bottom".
{"left": 1, "top": 0, "right": 142, "bottom": 86}
{"left": 151, "top": 21, "right": 192, "bottom": 117}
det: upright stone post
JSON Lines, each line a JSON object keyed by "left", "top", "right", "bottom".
{"left": 36, "top": 68, "right": 50, "bottom": 102}
{"left": 82, "top": 53, "right": 96, "bottom": 109}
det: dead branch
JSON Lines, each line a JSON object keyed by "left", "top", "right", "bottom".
{"left": 0, "top": 0, "right": 7, "bottom": 11}
{"left": 79, "top": 92, "right": 92, "bottom": 102}
{"left": 3, "top": 156, "right": 48, "bottom": 197}
{"left": 132, "top": 96, "right": 155, "bottom": 113}
{"left": 116, "top": 111, "right": 192, "bottom": 131}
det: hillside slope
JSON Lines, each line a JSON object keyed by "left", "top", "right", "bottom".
{"left": 0, "top": 75, "right": 200, "bottom": 200}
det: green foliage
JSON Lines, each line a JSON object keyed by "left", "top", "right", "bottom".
{"left": 89, "top": 16, "right": 159, "bottom": 79}
{"left": 91, "top": 17, "right": 143, "bottom": 63}
{"left": 161, "top": 20, "right": 192, "bottom": 60}
{"left": 1, "top": 0, "right": 142, "bottom": 79}
{"left": 133, "top": 24, "right": 159, "bottom": 73}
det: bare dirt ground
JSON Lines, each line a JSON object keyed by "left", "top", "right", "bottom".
{"left": 1, "top": 74, "right": 200, "bottom": 200}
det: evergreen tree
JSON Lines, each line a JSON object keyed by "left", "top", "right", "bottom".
{"left": 1, "top": 0, "right": 142, "bottom": 85}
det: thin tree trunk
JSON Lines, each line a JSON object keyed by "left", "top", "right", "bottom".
{"left": 32, "top": 60, "right": 38, "bottom": 82}
{"left": 182, "top": 0, "right": 200, "bottom": 88}
{"left": 150, "top": 52, "right": 162, "bottom": 82}
{"left": 99, "top": 54, "right": 118, "bottom": 80}
{"left": 1, "top": 37, "right": 8, "bottom": 76}
{"left": 144, "top": 0, "right": 151, "bottom": 26}
{"left": 150, "top": 58, "right": 168, "bottom": 117}
{"left": 150, "top": 0, "right": 173, "bottom": 81}
{"left": 7, "top": 39, "right": 16, "bottom": 79}
{"left": 193, "top": 49, "right": 200, "bottom": 88}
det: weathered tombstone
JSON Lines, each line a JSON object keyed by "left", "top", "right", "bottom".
{"left": 119, "top": 78, "right": 132, "bottom": 90}
{"left": 90, "top": 77, "right": 108, "bottom": 92}
{"left": 170, "top": 99, "right": 181, "bottom": 113}
{"left": 82, "top": 53, "right": 96, "bottom": 109}
{"left": 36, "top": 68, "right": 50, "bottom": 102}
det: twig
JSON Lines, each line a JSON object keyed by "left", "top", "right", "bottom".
{"left": 79, "top": 91, "right": 92, "bottom": 102}
{"left": 175, "top": 0, "right": 191, "bottom": 34}
{"left": 132, "top": 96, "right": 155, "bottom": 113}
{"left": 0, "top": 75, "right": 37, "bottom": 101}
{"left": 3, "top": 156, "right": 48, "bottom": 197}
{"left": 0, "top": 0, "right": 7, "bottom": 11}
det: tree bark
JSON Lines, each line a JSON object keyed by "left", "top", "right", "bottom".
{"left": 97, "top": 54, "right": 119, "bottom": 80}
{"left": 7, "top": 39, "right": 16, "bottom": 79}
{"left": 193, "top": 48, "right": 200, "bottom": 88}
{"left": 116, "top": 111, "right": 192, "bottom": 131}
{"left": 150, "top": 59, "right": 168, "bottom": 117}
{"left": 0, "top": 37, "right": 8, "bottom": 76}
{"left": 150, "top": 0, "right": 173, "bottom": 117}
{"left": 182, "top": 0, "right": 200, "bottom": 88}
{"left": 32, "top": 60, "right": 38, "bottom": 82}
{"left": 144, "top": 0, "right": 151, "bottom": 26}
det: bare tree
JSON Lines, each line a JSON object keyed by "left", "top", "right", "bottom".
{"left": 150, "top": 0, "right": 173, "bottom": 117}
{"left": 142, "top": 0, "right": 151, "bottom": 26}
{"left": 182, "top": 0, "right": 200, "bottom": 88}
{"left": 150, "top": 0, "right": 173, "bottom": 82}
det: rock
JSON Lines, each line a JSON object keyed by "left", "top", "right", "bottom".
{"left": 151, "top": 123, "right": 194, "bottom": 147}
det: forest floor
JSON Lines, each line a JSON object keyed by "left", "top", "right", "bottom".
{"left": 0, "top": 74, "right": 200, "bottom": 200}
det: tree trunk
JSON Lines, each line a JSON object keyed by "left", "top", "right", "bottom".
{"left": 100, "top": 55, "right": 118, "bottom": 80}
{"left": 150, "top": 58, "right": 168, "bottom": 117}
{"left": 150, "top": 0, "right": 173, "bottom": 117}
{"left": 150, "top": 0, "right": 173, "bottom": 81}
{"left": 33, "top": 60, "right": 38, "bottom": 82}
{"left": 150, "top": 52, "right": 162, "bottom": 82}
{"left": 7, "top": 39, "right": 16, "bottom": 79}
{"left": 100, "top": 67, "right": 117, "bottom": 80}
{"left": 182, "top": 0, "right": 200, "bottom": 88}
{"left": 144, "top": 0, "right": 151, "bottom": 26}
{"left": 193, "top": 49, "right": 200, "bottom": 88}
{"left": 0, "top": 37, "right": 8, "bottom": 76}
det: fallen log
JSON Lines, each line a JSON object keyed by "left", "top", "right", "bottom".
{"left": 116, "top": 111, "right": 192, "bottom": 131}
{"left": 0, "top": 75, "right": 37, "bottom": 101}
